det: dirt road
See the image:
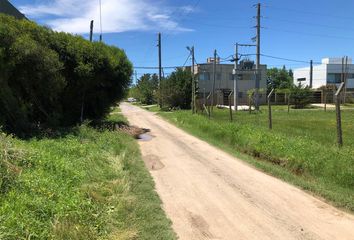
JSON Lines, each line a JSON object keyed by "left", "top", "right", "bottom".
{"left": 120, "top": 103, "right": 354, "bottom": 240}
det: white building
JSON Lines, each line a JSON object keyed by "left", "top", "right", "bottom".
{"left": 293, "top": 58, "right": 354, "bottom": 89}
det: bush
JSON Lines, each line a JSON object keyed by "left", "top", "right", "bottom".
{"left": 0, "top": 14, "right": 132, "bottom": 136}
{"left": 160, "top": 68, "right": 192, "bottom": 109}
{"left": 291, "top": 84, "right": 312, "bottom": 109}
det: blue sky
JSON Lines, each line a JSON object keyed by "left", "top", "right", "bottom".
{"left": 10, "top": 0, "right": 354, "bottom": 80}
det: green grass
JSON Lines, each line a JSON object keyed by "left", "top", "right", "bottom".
{"left": 0, "top": 113, "right": 175, "bottom": 239}
{"left": 150, "top": 105, "right": 354, "bottom": 212}
{"left": 212, "top": 105, "right": 354, "bottom": 147}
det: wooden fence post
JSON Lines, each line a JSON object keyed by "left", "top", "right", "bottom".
{"left": 324, "top": 92, "right": 327, "bottom": 112}
{"left": 268, "top": 89, "right": 274, "bottom": 130}
{"left": 228, "top": 91, "right": 233, "bottom": 122}
{"left": 335, "top": 82, "right": 345, "bottom": 147}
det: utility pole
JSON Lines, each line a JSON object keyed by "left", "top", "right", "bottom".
{"left": 255, "top": 2, "right": 261, "bottom": 110}
{"left": 310, "top": 60, "right": 313, "bottom": 88}
{"left": 89, "top": 20, "right": 94, "bottom": 42}
{"left": 158, "top": 32, "right": 162, "bottom": 108}
{"left": 81, "top": 20, "right": 94, "bottom": 123}
{"left": 192, "top": 46, "right": 196, "bottom": 113}
{"left": 341, "top": 57, "right": 344, "bottom": 83}
{"left": 211, "top": 49, "right": 217, "bottom": 112}
{"left": 233, "top": 43, "right": 239, "bottom": 111}
{"left": 344, "top": 56, "right": 348, "bottom": 103}
{"left": 99, "top": 0, "right": 103, "bottom": 42}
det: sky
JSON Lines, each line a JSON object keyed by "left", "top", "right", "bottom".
{"left": 10, "top": 0, "right": 354, "bottom": 81}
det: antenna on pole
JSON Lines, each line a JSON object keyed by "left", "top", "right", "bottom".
{"left": 99, "top": 0, "right": 103, "bottom": 42}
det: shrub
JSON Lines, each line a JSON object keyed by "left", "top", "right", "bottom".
{"left": 291, "top": 84, "right": 312, "bottom": 109}
{"left": 0, "top": 14, "right": 133, "bottom": 136}
{"left": 160, "top": 68, "right": 192, "bottom": 109}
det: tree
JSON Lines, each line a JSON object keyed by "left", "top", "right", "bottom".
{"left": 135, "top": 74, "right": 158, "bottom": 104}
{"left": 160, "top": 68, "right": 192, "bottom": 109}
{"left": 267, "top": 66, "right": 293, "bottom": 91}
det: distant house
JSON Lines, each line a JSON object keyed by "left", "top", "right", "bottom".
{"left": 0, "top": 0, "right": 26, "bottom": 19}
{"left": 187, "top": 58, "right": 267, "bottom": 105}
{"left": 293, "top": 58, "right": 354, "bottom": 90}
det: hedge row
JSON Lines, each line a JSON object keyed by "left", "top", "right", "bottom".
{"left": 0, "top": 14, "right": 132, "bottom": 136}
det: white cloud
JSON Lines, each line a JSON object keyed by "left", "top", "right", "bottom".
{"left": 19, "top": 0, "right": 194, "bottom": 34}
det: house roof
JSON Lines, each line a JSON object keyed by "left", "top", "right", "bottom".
{"left": 0, "top": 0, "right": 26, "bottom": 19}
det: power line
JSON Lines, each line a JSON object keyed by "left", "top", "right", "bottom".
{"left": 182, "top": 52, "right": 192, "bottom": 67}
{"left": 265, "top": 27, "right": 354, "bottom": 41}
{"left": 266, "top": 5, "right": 354, "bottom": 21}
{"left": 264, "top": 17, "right": 354, "bottom": 32}
{"left": 261, "top": 54, "right": 321, "bottom": 64}
{"left": 134, "top": 66, "right": 183, "bottom": 69}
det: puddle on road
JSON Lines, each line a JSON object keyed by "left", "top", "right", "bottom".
{"left": 138, "top": 133, "right": 154, "bottom": 141}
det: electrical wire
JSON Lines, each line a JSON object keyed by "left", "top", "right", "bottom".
{"left": 265, "top": 27, "right": 354, "bottom": 41}
{"left": 266, "top": 5, "right": 354, "bottom": 21}
{"left": 261, "top": 54, "right": 321, "bottom": 64}
{"left": 182, "top": 52, "right": 192, "bottom": 67}
{"left": 264, "top": 17, "right": 354, "bottom": 32}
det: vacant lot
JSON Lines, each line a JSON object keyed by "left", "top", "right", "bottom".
{"left": 210, "top": 106, "right": 354, "bottom": 147}
{"left": 151, "top": 105, "right": 354, "bottom": 212}
{"left": 0, "top": 111, "right": 175, "bottom": 240}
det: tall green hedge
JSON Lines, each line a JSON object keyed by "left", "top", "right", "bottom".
{"left": 0, "top": 14, "right": 132, "bottom": 136}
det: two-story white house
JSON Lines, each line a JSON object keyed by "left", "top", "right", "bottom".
{"left": 293, "top": 58, "right": 354, "bottom": 90}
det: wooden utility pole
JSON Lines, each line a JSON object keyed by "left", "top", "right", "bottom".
{"left": 158, "top": 32, "right": 162, "bottom": 108}
{"left": 233, "top": 43, "right": 239, "bottom": 112}
{"left": 344, "top": 56, "right": 348, "bottom": 103}
{"left": 341, "top": 57, "right": 344, "bottom": 83}
{"left": 99, "top": 0, "right": 103, "bottom": 42}
{"left": 211, "top": 49, "right": 217, "bottom": 112}
{"left": 255, "top": 2, "right": 261, "bottom": 110}
{"left": 191, "top": 46, "right": 196, "bottom": 113}
{"left": 89, "top": 20, "right": 94, "bottom": 42}
{"left": 309, "top": 60, "right": 313, "bottom": 88}
{"left": 81, "top": 20, "right": 94, "bottom": 123}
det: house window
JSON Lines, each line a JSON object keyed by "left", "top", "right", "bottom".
{"left": 199, "top": 72, "right": 210, "bottom": 81}
{"left": 229, "top": 73, "right": 234, "bottom": 81}
{"left": 327, "top": 73, "right": 342, "bottom": 84}
{"left": 216, "top": 73, "right": 222, "bottom": 80}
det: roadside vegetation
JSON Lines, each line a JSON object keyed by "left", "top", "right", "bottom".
{"left": 150, "top": 106, "right": 354, "bottom": 212}
{"left": 129, "top": 68, "right": 192, "bottom": 109}
{"left": 0, "top": 14, "right": 132, "bottom": 137}
{"left": 0, "top": 110, "right": 176, "bottom": 239}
